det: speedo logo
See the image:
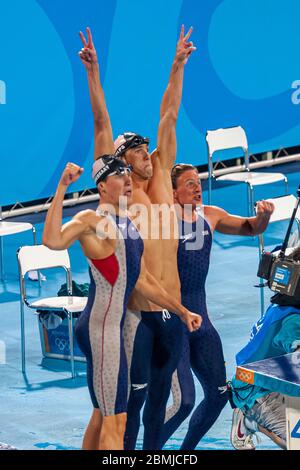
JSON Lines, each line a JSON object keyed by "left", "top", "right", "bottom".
{"left": 180, "top": 230, "right": 209, "bottom": 243}
{"left": 180, "top": 233, "right": 194, "bottom": 243}
{"left": 132, "top": 383, "right": 148, "bottom": 391}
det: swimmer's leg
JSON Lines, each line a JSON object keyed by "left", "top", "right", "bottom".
{"left": 181, "top": 323, "right": 228, "bottom": 450}
{"left": 82, "top": 408, "right": 103, "bottom": 450}
{"left": 143, "top": 315, "right": 184, "bottom": 450}
{"left": 76, "top": 322, "right": 104, "bottom": 450}
{"left": 160, "top": 331, "right": 195, "bottom": 447}
{"left": 124, "top": 316, "right": 153, "bottom": 450}
{"left": 80, "top": 353, "right": 127, "bottom": 450}
{"left": 99, "top": 412, "right": 127, "bottom": 450}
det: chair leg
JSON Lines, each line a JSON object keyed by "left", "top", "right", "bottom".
{"left": 67, "top": 311, "right": 75, "bottom": 378}
{"left": 20, "top": 301, "right": 26, "bottom": 374}
{"left": 248, "top": 184, "right": 254, "bottom": 217}
{"left": 31, "top": 227, "right": 41, "bottom": 288}
{"left": 248, "top": 184, "right": 264, "bottom": 312}
{"left": 284, "top": 177, "right": 288, "bottom": 196}
{"left": 208, "top": 175, "right": 212, "bottom": 206}
{"left": 246, "top": 184, "right": 251, "bottom": 217}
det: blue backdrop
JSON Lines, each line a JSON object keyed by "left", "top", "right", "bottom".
{"left": 1, "top": 0, "right": 300, "bottom": 205}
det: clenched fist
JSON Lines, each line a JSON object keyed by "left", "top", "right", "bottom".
{"left": 181, "top": 310, "right": 202, "bottom": 333}
{"left": 59, "top": 162, "right": 84, "bottom": 187}
{"left": 256, "top": 200, "right": 275, "bottom": 219}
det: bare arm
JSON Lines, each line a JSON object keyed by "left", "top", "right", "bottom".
{"left": 135, "top": 258, "right": 202, "bottom": 332}
{"left": 79, "top": 27, "right": 114, "bottom": 159}
{"left": 207, "top": 201, "right": 274, "bottom": 236}
{"left": 42, "top": 163, "right": 89, "bottom": 250}
{"left": 157, "top": 25, "right": 196, "bottom": 171}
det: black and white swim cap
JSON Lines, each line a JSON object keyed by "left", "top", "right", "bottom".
{"left": 92, "top": 155, "right": 132, "bottom": 186}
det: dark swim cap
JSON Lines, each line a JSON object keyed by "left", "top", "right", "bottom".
{"left": 92, "top": 155, "right": 132, "bottom": 186}
{"left": 114, "top": 133, "right": 150, "bottom": 158}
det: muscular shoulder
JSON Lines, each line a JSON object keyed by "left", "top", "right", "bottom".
{"left": 73, "top": 209, "right": 96, "bottom": 224}
{"left": 73, "top": 209, "right": 105, "bottom": 234}
{"left": 75, "top": 209, "right": 118, "bottom": 232}
{"left": 204, "top": 205, "right": 227, "bottom": 230}
{"left": 74, "top": 210, "right": 118, "bottom": 253}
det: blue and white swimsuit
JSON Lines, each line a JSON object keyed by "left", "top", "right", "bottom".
{"left": 75, "top": 215, "right": 143, "bottom": 416}
{"left": 161, "top": 212, "right": 228, "bottom": 449}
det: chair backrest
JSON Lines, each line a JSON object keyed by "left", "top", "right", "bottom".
{"left": 206, "top": 125, "right": 248, "bottom": 154}
{"left": 17, "top": 245, "right": 72, "bottom": 303}
{"left": 260, "top": 195, "right": 300, "bottom": 223}
{"left": 206, "top": 125, "right": 249, "bottom": 171}
{"left": 17, "top": 245, "right": 71, "bottom": 276}
{"left": 256, "top": 194, "right": 300, "bottom": 255}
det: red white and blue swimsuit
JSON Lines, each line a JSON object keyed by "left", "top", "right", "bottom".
{"left": 75, "top": 215, "right": 143, "bottom": 416}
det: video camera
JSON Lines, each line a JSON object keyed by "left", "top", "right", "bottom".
{"left": 257, "top": 185, "right": 300, "bottom": 299}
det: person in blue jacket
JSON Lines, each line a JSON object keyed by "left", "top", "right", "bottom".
{"left": 230, "top": 245, "right": 300, "bottom": 450}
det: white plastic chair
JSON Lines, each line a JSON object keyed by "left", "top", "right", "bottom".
{"left": 0, "top": 220, "right": 36, "bottom": 281}
{"left": 256, "top": 194, "right": 300, "bottom": 315}
{"left": 17, "top": 245, "right": 88, "bottom": 378}
{"left": 206, "top": 126, "right": 288, "bottom": 215}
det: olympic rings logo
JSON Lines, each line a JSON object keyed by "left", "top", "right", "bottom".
{"left": 55, "top": 337, "right": 69, "bottom": 352}
{"left": 236, "top": 368, "right": 254, "bottom": 384}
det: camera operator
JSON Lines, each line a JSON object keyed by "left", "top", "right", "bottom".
{"left": 229, "top": 245, "right": 300, "bottom": 450}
